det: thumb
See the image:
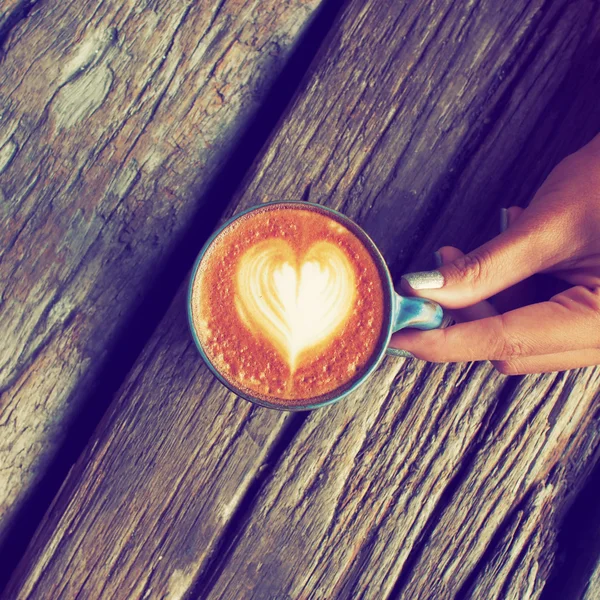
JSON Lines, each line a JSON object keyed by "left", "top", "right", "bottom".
{"left": 400, "top": 206, "right": 567, "bottom": 309}
{"left": 435, "top": 246, "right": 498, "bottom": 322}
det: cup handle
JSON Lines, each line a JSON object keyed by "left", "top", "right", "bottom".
{"left": 386, "top": 292, "right": 444, "bottom": 356}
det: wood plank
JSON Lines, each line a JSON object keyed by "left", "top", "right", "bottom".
{"left": 207, "top": 369, "right": 599, "bottom": 599}
{"left": 5, "top": 0, "right": 600, "bottom": 598}
{"left": 584, "top": 560, "right": 600, "bottom": 600}
{"left": 0, "top": 0, "right": 326, "bottom": 547}
{"left": 537, "top": 460, "right": 600, "bottom": 600}
{"left": 400, "top": 371, "right": 600, "bottom": 599}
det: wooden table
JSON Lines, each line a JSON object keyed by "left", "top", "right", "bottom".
{"left": 1, "top": 0, "right": 600, "bottom": 598}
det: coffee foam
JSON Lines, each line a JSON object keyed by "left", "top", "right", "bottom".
{"left": 191, "top": 204, "right": 387, "bottom": 405}
{"left": 235, "top": 239, "right": 356, "bottom": 371}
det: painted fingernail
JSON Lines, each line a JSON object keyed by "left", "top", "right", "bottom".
{"left": 500, "top": 207, "right": 508, "bottom": 233}
{"left": 402, "top": 270, "right": 444, "bottom": 290}
{"left": 433, "top": 251, "right": 443, "bottom": 268}
{"left": 388, "top": 348, "right": 415, "bottom": 358}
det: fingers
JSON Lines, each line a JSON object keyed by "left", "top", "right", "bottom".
{"left": 492, "top": 206, "right": 571, "bottom": 312}
{"left": 401, "top": 203, "right": 572, "bottom": 309}
{"left": 494, "top": 349, "right": 600, "bottom": 375}
{"left": 435, "top": 246, "right": 498, "bottom": 322}
{"left": 391, "top": 201, "right": 600, "bottom": 372}
{"left": 390, "top": 285, "right": 600, "bottom": 362}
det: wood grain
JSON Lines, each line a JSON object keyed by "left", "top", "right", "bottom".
{"left": 401, "top": 371, "right": 600, "bottom": 599}
{"left": 6, "top": 0, "right": 600, "bottom": 598}
{"left": 0, "top": 1, "right": 36, "bottom": 42}
{"left": 538, "top": 460, "right": 600, "bottom": 600}
{"left": 584, "top": 560, "right": 600, "bottom": 600}
{"left": 0, "top": 0, "right": 323, "bottom": 546}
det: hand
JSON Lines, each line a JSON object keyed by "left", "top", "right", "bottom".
{"left": 389, "top": 133, "right": 600, "bottom": 374}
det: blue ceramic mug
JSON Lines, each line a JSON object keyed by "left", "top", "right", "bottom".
{"left": 188, "top": 201, "right": 443, "bottom": 410}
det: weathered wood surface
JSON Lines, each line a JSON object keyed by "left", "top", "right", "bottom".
{"left": 541, "top": 462, "right": 600, "bottom": 600}
{"left": 5, "top": 0, "right": 600, "bottom": 598}
{"left": 0, "top": 0, "right": 324, "bottom": 547}
{"left": 0, "top": 1, "right": 36, "bottom": 40}
{"left": 584, "top": 560, "right": 600, "bottom": 600}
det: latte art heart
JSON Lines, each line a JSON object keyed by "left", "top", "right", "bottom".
{"left": 235, "top": 240, "right": 356, "bottom": 370}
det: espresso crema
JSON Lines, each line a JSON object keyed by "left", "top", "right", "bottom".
{"left": 190, "top": 204, "right": 387, "bottom": 405}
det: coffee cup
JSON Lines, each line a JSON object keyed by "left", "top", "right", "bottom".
{"left": 188, "top": 201, "right": 443, "bottom": 411}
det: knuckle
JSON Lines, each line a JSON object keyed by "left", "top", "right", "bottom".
{"left": 553, "top": 287, "right": 600, "bottom": 348}
{"left": 496, "top": 315, "right": 530, "bottom": 359}
{"left": 451, "top": 250, "right": 493, "bottom": 287}
{"left": 588, "top": 287, "right": 600, "bottom": 315}
{"left": 493, "top": 360, "right": 525, "bottom": 376}
{"left": 428, "top": 329, "right": 451, "bottom": 361}
{"left": 498, "top": 336, "right": 528, "bottom": 360}
{"left": 590, "top": 288, "right": 600, "bottom": 347}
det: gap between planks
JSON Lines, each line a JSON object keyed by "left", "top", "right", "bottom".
{"left": 0, "top": 0, "right": 346, "bottom": 591}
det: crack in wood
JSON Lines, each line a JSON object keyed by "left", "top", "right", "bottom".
{"left": 383, "top": 0, "right": 568, "bottom": 279}
{"left": 189, "top": 412, "right": 310, "bottom": 600}
{"left": 386, "top": 375, "right": 522, "bottom": 599}
{"left": 0, "top": 0, "right": 348, "bottom": 593}
{"left": 456, "top": 484, "right": 540, "bottom": 599}
{"left": 0, "top": 0, "right": 38, "bottom": 52}
{"left": 539, "top": 442, "right": 600, "bottom": 600}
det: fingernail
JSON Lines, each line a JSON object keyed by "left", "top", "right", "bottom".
{"left": 500, "top": 207, "right": 508, "bottom": 233}
{"left": 433, "top": 251, "right": 443, "bottom": 268}
{"left": 402, "top": 270, "right": 444, "bottom": 290}
{"left": 388, "top": 348, "right": 415, "bottom": 358}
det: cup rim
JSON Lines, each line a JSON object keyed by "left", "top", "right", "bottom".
{"left": 187, "top": 200, "right": 395, "bottom": 411}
